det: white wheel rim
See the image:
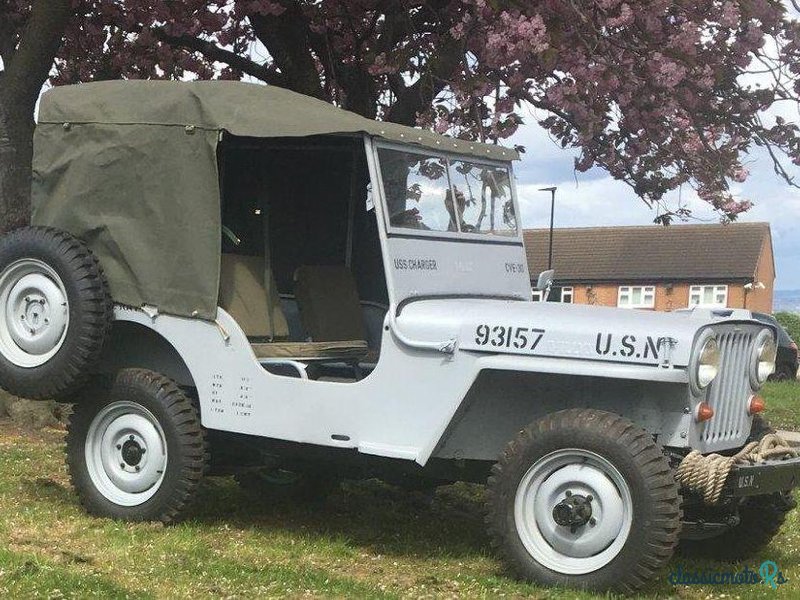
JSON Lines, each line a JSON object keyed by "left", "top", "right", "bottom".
{"left": 85, "top": 401, "right": 168, "bottom": 507}
{"left": 514, "top": 449, "right": 633, "bottom": 575}
{"left": 0, "top": 258, "right": 70, "bottom": 368}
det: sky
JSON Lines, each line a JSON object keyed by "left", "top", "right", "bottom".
{"left": 507, "top": 5, "right": 799, "bottom": 292}
{"left": 508, "top": 111, "right": 800, "bottom": 291}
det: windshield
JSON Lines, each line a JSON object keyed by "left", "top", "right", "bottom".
{"left": 377, "top": 147, "right": 518, "bottom": 238}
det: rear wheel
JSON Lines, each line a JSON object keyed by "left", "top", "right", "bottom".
{"left": 66, "top": 369, "right": 208, "bottom": 523}
{"left": 0, "top": 227, "right": 112, "bottom": 399}
{"left": 486, "top": 409, "right": 681, "bottom": 594}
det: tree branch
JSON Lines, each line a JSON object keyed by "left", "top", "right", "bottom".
{"left": 387, "top": 38, "right": 464, "bottom": 125}
{"left": 248, "top": 5, "right": 326, "bottom": 100}
{"left": 154, "top": 28, "right": 286, "bottom": 87}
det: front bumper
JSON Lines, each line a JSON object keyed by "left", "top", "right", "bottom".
{"left": 728, "top": 456, "right": 800, "bottom": 497}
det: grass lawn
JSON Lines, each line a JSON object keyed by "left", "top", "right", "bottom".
{"left": 0, "top": 383, "right": 797, "bottom": 599}
{"left": 761, "top": 380, "right": 800, "bottom": 431}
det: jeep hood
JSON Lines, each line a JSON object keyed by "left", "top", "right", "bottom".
{"left": 394, "top": 299, "right": 744, "bottom": 368}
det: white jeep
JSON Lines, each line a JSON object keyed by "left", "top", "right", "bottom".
{"left": 0, "top": 80, "right": 796, "bottom": 594}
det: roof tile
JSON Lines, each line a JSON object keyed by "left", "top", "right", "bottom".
{"left": 523, "top": 223, "right": 770, "bottom": 283}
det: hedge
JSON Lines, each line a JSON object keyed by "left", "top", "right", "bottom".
{"left": 776, "top": 311, "right": 800, "bottom": 343}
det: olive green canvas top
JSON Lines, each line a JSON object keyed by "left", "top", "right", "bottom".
{"left": 31, "top": 81, "right": 516, "bottom": 322}
{"left": 35, "top": 81, "right": 518, "bottom": 162}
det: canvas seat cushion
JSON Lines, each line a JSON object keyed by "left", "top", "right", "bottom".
{"left": 294, "top": 265, "right": 367, "bottom": 342}
{"left": 250, "top": 340, "right": 368, "bottom": 360}
{"left": 219, "top": 256, "right": 369, "bottom": 362}
{"left": 218, "top": 253, "right": 289, "bottom": 339}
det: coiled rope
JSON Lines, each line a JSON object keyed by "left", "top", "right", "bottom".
{"left": 676, "top": 434, "right": 798, "bottom": 505}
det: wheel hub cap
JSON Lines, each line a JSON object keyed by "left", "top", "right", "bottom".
{"left": 85, "top": 402, "right": 167, "bottom": 506}
{"left": 552, "top": 492, "right": 593, "bottom": 529}
{"left": 122, "top": 438, "right": 145, "bottom": 466}
{"left": 0, "top": 259, "right": 69, "bottom": 367}
{"left": 514, "top": 449, "right": 633, "bottom": 575}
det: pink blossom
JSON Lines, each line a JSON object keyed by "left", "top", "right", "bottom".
{"left": 729, "top": 165, "right": 750, "bottom": 183}
{"left": 31, "top": 0, "right": 800, "bottom": 223}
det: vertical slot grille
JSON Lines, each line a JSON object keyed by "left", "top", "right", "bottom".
{"left": 701, "top": 331, "right": 752, "bottom": 443}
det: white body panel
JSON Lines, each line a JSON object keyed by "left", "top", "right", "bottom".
{"left": 384, "top": 236, "right": 531, "bottom": 303}
{"left": 114, "top": 297, "right": 703, "bottom": 465}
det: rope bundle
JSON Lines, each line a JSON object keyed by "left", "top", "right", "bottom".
{"left": 676, "top": 434, "right": 799, "bottom": 505}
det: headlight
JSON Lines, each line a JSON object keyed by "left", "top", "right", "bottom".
{"left": 750, "top": 329, "right": 777, "bottom": 388}
{"left": 690, "top": 332, "right": 720, "bottom": 394}
{"left": 696, "top": 336, "right": 720, "bottom": 389}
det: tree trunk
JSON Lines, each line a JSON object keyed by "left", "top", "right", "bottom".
{"left": 0, "top": 96, "right": 34, "bottom": 233}
{"left": 0, "top": 0, "right": 71, "bottom": 234}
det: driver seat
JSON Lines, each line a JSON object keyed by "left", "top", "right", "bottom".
{"left": 218, "top": 254, "right": 368, "bottom": 361}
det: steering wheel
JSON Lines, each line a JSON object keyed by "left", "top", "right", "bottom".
{"left": 222, "top": 225, "right": 242, "bottom": 253}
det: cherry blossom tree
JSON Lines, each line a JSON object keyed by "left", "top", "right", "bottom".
{"left": 2, "top": 1, "right": 800, "bottom": 228}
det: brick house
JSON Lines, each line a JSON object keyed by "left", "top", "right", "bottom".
{"left": 523, "top": 223, "right": 775, "bottom": 313}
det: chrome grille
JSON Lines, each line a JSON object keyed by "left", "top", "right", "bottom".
{"left": 700, "top": 329, "right": 753, "bottom": 445}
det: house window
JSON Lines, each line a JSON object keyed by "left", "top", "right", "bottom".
{"left": 532, "top": 286, "right": 574, "bottom": 303}
{"left": 689, "top": 285, "right": 728, "bottom": 308}
{"left": 618, "top": 286, "right": 655, "bottom": 309}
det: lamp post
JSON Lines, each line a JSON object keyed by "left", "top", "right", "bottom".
{"left": 539, "top": 186, "right": 557, "bottom": 270}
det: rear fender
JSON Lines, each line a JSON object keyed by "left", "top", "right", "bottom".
{"left": 93, "top": 319, "right": 195, "bottom": 388}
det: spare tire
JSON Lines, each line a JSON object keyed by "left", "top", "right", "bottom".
{"left": 0, "top": 227, "right": 113, "bottom": 400}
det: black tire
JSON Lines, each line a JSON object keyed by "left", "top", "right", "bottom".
{"left": 0, "top": 226, "right": 112, "bottom": 400}
{"left": 678, "top": 416, "right": 793, "bottom": 560}
{"left": 768, "top": 369, "right": 787, "bottom": 382}
{"left": 770, "top": 364, "right": 794, "bottom": 382}
{"left": 486, "top": 409, "right": 681, "bottom": 594}
{"left": 66, "top": 369, "right": 208, "bottom": 523}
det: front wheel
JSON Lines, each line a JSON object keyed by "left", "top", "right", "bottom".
{"left": 486, "top": 409, "right": 681, "bottom": 594}
{"left": 66, "top": 369, "right": 208, "bottom": 523}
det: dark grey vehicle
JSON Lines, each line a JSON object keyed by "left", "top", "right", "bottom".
{"left": 753, "top": 313, "right": 798, "bottom": 380}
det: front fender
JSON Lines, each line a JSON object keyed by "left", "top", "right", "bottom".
{"left": 432, "top": 368, "right": 694, "bottom": 462}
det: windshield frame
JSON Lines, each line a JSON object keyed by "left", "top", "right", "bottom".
{"left": 373, "top": 140, "right": 524, "bottom": 244}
